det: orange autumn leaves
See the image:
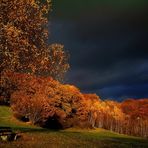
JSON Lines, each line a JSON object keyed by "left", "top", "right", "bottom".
{"left": 0, "top": 0, "right": 69, "bottom": 81}
{"left": 0, "top": 0, "right": 147, "bottom": 139}
{"left": 85, "top": 96, "right": 148, "bottom": 138}
{"left": 6, "top": 72, "right": 88, "bottom": 128}
{"left": 1, "top": 72, "right": 148, "bottom": 137}
{"left": 121, "top": 99, "right": 148, "bottom": 120}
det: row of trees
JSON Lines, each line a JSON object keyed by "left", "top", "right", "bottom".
{"left": 87, "top": 98, "right": 148, "bottom": 138}
{"left": 1, "top": 72, "right": 147, "bottom": 138}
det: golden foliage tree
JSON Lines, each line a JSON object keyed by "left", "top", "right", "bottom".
{"left": 9, "top": 72, "right": 88, "bottom": 128}
{"left": 0, "top": 0, "right": 69, "bottom": 81}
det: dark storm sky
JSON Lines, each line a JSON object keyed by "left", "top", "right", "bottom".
{"left": 49, "top": 0, "right": 148, "bottom": 101}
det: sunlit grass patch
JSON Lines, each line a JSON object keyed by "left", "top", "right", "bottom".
{"left": 0, "top": 106, "right": 148, "bottom": 148}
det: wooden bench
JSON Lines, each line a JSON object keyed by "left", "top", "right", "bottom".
{"left": 0, "top": 127, "right": 18, "bottom": 141}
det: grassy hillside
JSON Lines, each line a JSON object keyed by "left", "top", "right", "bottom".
{"left": 0, "top": 106, "right": 148, "bottom": 148}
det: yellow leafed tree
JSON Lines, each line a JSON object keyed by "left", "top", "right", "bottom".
{"left": 0, "top": 0, "right": 69, "bottom": 81}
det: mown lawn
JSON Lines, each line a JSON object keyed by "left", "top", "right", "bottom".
{"left": 0, "top": 106, "right": 148, "bottom": 148}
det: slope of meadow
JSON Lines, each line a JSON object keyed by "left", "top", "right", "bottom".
{"left": 0, "top": 106, "right": 148, "bottom": 148}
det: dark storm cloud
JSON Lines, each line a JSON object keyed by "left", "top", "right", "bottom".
{"left": 49, "top": 4, "right": 148, "bottom": 100}
{"left": 66, "top": 60, "right": 148, "bottom": 90}
{"left": 65, "top": 60, "right": 148, "bottom": 101}
{"left": 99, "top": 83, "right": 148, "bottom": 101}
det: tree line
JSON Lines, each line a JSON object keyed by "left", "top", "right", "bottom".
{"left": 0, "top": 72, "right": 148, "bottom": 138}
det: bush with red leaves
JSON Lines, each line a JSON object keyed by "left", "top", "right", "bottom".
{"left": 9, "top": 72, "right": 89, "bottom": 128}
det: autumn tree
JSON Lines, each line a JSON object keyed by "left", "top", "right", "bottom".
{"left": 9, "top": 72, "right": 89, "bottom": 128}
{"left": 0, "top": 0, "right": 69, "bottom": 81}
{"left": 121, "top": 99, "right": 148, "bottom": 137}
{"left": 0, "top": 0, "right": 69, "bottom": 104}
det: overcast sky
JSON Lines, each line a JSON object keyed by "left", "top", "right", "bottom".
{"left": 49, "top": 0, "right": 148, "bottom": 101}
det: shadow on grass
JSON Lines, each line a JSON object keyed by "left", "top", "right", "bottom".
{"left": 10, "top": 126, "right": 60, "bottom": 133}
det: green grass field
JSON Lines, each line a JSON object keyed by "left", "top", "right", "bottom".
{"left": 0, "top": 106, "right": 148, "bottom": 148}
